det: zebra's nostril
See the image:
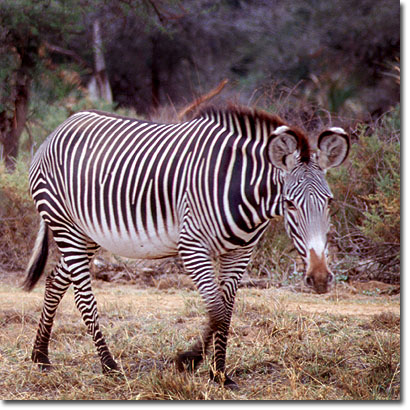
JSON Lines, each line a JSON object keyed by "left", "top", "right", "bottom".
{"left": 305, "top": 276, "right": 314, "bottom": 287}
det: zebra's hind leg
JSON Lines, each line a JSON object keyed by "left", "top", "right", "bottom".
{"left": 65, "top": 243, "right": 119, "bottom": 374}
{"left": 32, "top": 257, "right": 71, "bottom": 370}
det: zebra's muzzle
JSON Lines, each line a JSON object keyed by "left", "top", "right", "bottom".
{"left": 304, "top": 249, "right": 334, "bottom": 294}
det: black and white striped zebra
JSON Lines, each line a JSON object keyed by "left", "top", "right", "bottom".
{"left": 24, "top": 107, "right": 349, "bottom": 388}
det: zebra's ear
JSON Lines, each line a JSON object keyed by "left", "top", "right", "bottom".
{"left": 317, "top": 127, "right": 350, "bottom": 170}
{"left": 268, "top": 126, "right": 298, "bottom": 172}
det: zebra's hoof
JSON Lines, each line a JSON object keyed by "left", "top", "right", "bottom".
{"left": 223, "top": 376, "right": 239, "bottom": 390}
{"left": 210, "top": 370, "right": 239, "bottom": 390}
{"left": 175, "top": 350, "right": 203, "bottom": 372}
{"left": 39, "top": 362, "right": 53, "bottom": 372}
{"left": 32, "top": 349, "right": 52, "bottom": 371}
{"left": 102, "top": 359, "right": 121, "bottom": 376}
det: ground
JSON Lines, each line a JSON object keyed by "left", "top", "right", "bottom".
{"left": 0, "top": 269, "right": 400, "bottom": 400}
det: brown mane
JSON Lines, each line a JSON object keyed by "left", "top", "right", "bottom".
{"left": 197, "top": 105, "right": 311, "bottom": 163}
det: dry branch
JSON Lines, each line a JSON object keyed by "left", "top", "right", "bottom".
{"left": 177, "top": 79, "right": 229, "bottom": 121}
{"left": 43, "top": 41, "right": 90, "bottom": 70}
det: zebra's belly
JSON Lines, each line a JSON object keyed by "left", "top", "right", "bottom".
{"left": 85, "top": 226, "right": 180, "bottom": 259}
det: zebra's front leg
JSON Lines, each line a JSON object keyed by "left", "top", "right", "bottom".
{"left": 32, "top": 258, "right": 71, "bottom": 370}
{"left": 208, "top": 248, "right": 253, "bottom": 389}
{"left": 176, "top": 245, "right": 230, "bottom": 384}
{"left": 175, "top": 245, "right": 221, "bottom": 369}
{"left": 66, "top": 249, "right": 119, "bottom": 374}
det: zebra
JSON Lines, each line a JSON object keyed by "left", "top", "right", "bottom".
{"left": 24, "top": 106, "right": 349, "bottom": 389}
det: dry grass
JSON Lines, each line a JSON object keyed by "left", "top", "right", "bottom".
{"left": 0, "top": 275, "right": 400, "bottom": 401}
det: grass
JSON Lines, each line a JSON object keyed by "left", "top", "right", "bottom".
{"left": 0, "top": 276, "right": 400, "bottom": 400}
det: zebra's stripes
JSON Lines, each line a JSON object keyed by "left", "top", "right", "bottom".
{"left": 24, "top": 106, "right": 349, "bottom": 388}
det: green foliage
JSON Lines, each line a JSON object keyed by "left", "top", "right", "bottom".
{"left": 0, "top": 0, "right": 98, "bottom": 168}
{"left": 0, "top": 0, "right": 85, "bottom": 37}
{"left": 333, "top": 106, "right": 400, "bottom": 243}
{"left": 327, "top": 105, "right": 400, "bottom": 281}
{"left": 0, "top": 159, "right": 31, "bottom": 205}
{"left": 0, "top": 159, "right": 37, "bottom": 270}
{"left": 360, "top": 136, "right": 400, "bottom": 245}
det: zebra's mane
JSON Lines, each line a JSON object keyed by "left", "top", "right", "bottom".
{"left": 196, "top": 105, "right": 311, "bottom": 163}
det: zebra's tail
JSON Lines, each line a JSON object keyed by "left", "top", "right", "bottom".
{"left": 23, "top": 218, "right": 49, "bottom": 291}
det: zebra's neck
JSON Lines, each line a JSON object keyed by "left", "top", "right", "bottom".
{"left": 196, "top": 106, "right": 285, "bottom": 141}
{"left": 183, "top": 108, "right": 286, "bottom": 247}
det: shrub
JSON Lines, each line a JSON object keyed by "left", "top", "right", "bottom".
{"left": 0, "top": 160, "right": 38, "bottom": 271}
{"left": 327, "top": 105, "right": 400, "bottom": 283}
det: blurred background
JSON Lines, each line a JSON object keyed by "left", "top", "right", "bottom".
{"left": 0, "top": 0, "right": 400, "bottom": 289}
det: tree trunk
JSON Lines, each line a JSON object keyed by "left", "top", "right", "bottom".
{"left": 88, "top": 19, "right": 113, "bottom": 103}
{"left": 0, "top": 58, "right": 32, "bottom": 172}
{"left": 151, "top": 36, "right": 160, "bottom": 110}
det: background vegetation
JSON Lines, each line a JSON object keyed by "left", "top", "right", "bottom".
{"left": 0, "top": 0, "right": 400, "bottom": 400}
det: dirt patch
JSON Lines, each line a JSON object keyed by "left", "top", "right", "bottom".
{"left": 346, "top": 280, "right": 400, "bottom": 295}
{"left": 284, "top": 299, "right": 399, "bottom": 318}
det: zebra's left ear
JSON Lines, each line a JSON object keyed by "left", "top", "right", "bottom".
{"left": 317, "top": 127, "right": 350, "bottom": 170}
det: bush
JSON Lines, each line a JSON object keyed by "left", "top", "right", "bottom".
{"left": 327, "top": 105, "right": 400, "bottom": 283}
{"left": 22, "top": 90, "right": 119, "bottom": 153}
{"left": 0, "top": 160, "right": 38, "bottom": 271}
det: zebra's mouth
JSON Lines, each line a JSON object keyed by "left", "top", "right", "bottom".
{"left": 304, "top": 249, "right": 334, "bottom": 294}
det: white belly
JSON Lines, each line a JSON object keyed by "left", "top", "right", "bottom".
{"left": 85, "top": 224, "right": 179, "bottom": 259}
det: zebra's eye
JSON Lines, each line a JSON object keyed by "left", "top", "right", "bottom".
{"left": 285, "top": 200, "right": 297, "bottom": 211}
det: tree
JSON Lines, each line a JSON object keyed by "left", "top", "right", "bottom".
{"left": 0, "top": 0, "right": 184, "bottom": 169}
{"left": 0, "top": 0, "right": 400, "bottom": 170}
{"left": 87, "top": 18, "right": 112, "bottom": 102}
{"left": 0, "top": 0, "right": 87, "bottom": 171}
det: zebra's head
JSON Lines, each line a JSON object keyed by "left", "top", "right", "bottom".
{"left": 269, "top": 126, "right": 350, "bottom": 294}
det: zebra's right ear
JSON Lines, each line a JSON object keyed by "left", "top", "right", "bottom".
{"left": 268, "top": 126, "right": 298, "bottom": 172}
